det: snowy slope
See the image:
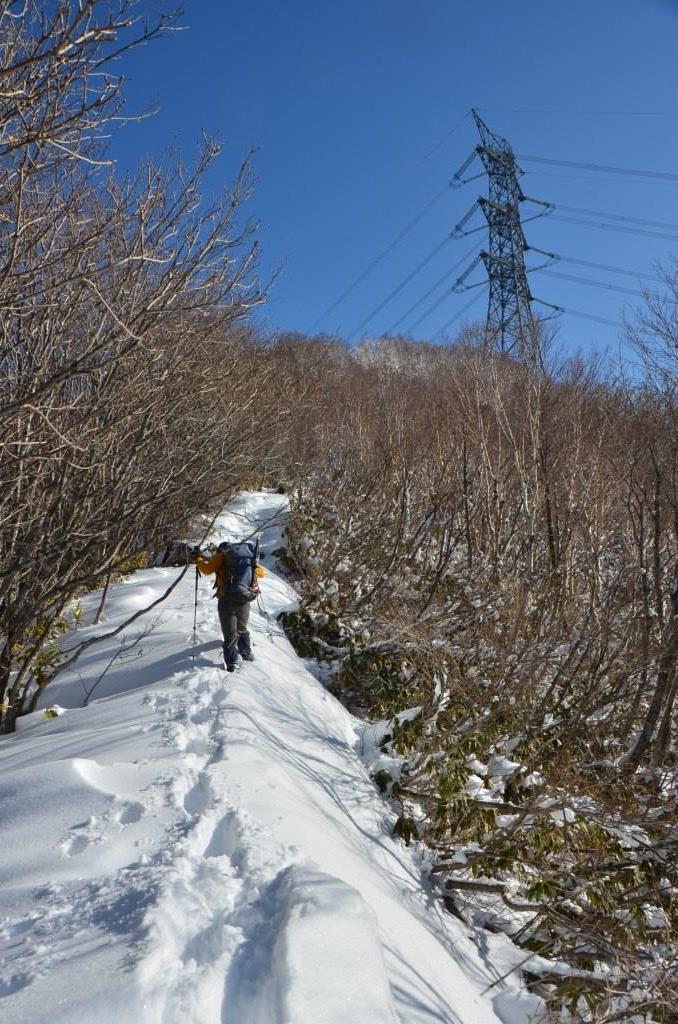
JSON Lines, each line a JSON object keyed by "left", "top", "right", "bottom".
{"left": 0, "top": 493, "right": 542, "bottom": 1024}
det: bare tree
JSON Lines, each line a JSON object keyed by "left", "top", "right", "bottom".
{"left": 0, "top": 3, "right": 279, "bottom": 730}
{"left": 273, "top": 329, "right": 678, "bottom": 1019}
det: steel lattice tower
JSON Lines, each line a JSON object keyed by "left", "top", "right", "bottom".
{"left": 472, "top": 110, "right": 535, "bottom": 357}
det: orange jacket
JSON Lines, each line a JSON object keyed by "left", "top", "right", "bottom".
{"left": 196, "top": 550, "right": 265, "bottom": 594}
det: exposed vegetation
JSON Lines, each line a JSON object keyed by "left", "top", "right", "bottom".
{"left": 273, "top": 329, "right": 678, "bottom": 1022}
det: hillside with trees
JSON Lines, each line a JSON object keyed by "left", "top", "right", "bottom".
{"left": 270, "top": 327, "right": 678, "bottom": 1020}
{"left": 1, "top": 3, "right": 677, "bottom": 1022}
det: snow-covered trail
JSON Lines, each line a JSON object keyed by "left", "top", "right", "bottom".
{"left": 0, "top": 493, "right": 539, "bottom": 1024}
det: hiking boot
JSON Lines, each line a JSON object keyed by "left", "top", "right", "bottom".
{"left": 237, "top": 631, "right": 254, "bottom": 662}
{"left": 223, "top": 647, "right": 238, "bottom": 672}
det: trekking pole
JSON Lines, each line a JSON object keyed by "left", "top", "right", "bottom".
{"left": 192, "top": 563, "right": 199, "bottom": 663}
{"left": 256, "top": 589, "right": 279, "bottom": 644}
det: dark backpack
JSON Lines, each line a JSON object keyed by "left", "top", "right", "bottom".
{"left": 218, "top": 541, "right": 258, "bottom": 604}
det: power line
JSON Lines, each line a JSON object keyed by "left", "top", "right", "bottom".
{"left": 348, "top": 236, "right": 451, "bottom": 341}
{"left": 550, "top": 213, "right": 678, "bottom": 245}
{"left": 405, "top": 285, "right": 459, "bottom": 334}
{"left": 419, "top": 111, "right": 471, "bottom": 163}
{"left": 289, "top": 113, "right": 473, "bottom": 286}
{"left": 522, "top": 168, "right": 675, "bottom": 189}
{"left": 534, "top": 300, "right": 623, "bottom": 329}
{"left": 523, "top": 168, "right": 678, "bottom": 188}
{"left": 561, "top": 308, "right": 623, "bottom": 328}
{"left": 528, "top": 248, "right": 663, "bottom": 284}
{"left": 518, "top": 153, "right": 678, "bottom": 184}
{"left": 384, "top": 244, "right": 482, "bottom": 335}
{"left": 557, "top": 255, "right": 662, "bottom": 284}
{"left": 434, "top": 289, "right": 486, "bottom": 339}
{"left": 386, "top": 268, "right": 455, "bottom": 334}
{"left": 307, "top": 184, "right": 452, "bottom": 332}
{"left": 536, "top": 268, "right": 646, "bottom": 299}
{"left": 552, "top": 202, "right": 678, "bottom": 235}
{"left": 406, "top": 270, "right": 484, "bottom": 335}
{"left": 479, "top": 107, "right": 678, "bottom": 118}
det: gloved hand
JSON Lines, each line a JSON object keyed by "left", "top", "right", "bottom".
{"left": 192, "top": 545, "right": 202, "bottom": 562}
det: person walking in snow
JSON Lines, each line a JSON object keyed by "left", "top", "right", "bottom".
{"left": 195, "top": 540, "right": 265, "bottom": 671}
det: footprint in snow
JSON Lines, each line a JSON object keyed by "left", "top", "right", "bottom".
{"left": 0, "top": 972, "right": 33, "bottom": 997}
{"left": 116, "top": 801, "right": 144, "bottom": 826}
{"left": 60, "top": 831, "right": 91, "bottom": 857}
{"left": 182, "top": 775, "right": 215, "bottom": 817}
{"left": 184, "top": 738, "right": 212, "bottom": 756}
{"left": 2, "top": 918, "right": 37, "bottom": 939}
{"left": 190, "top": 706, "right": 214, "bottom": 726}
{"left": 204, "top": 811, "right": 243, "bottom": 861}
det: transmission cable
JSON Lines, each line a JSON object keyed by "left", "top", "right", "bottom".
{"left": 528, "top": 248, "right": 663, "bottom": 285}
{"left": 523, "top": 168, "right": 678, "bottom": 189}
{"left": 456, "top": 196, "right": 678, "bottom": 240}
{"left": 557, "top": 305, "right": 622, "bottom": 329}
{"left": 307, "top": 183, "right": 452, "bottom": 332}
{"left": 479, "top": 107, "right": 678, "bottom": 117}
{"left": 533, "top": 298, "right": 623, "bottom": 329}
{"left": 420, "top": 111, "right": 471, "bottom": 162}
{"left": 550, "top": 213, "right": 678, "bottom": 245}
{"left": 383, "top": 244, "right": 483, "bottom": 335}
{"left": 535, "top": 268, "right": 646, "bottom": 299}
{"left": 406, "top": 267, "right": 484, "bottom": 335}
{"left": 560, "top": 308, "right": 623, "bottom": 328}
{"left": 434, "top": 289, "right": 486, "bottom": 339}
{"left": 347, "top": 236, "right": 451, "bottom": 341}
{"left": 559, "top": 255, "right": 661, "bottom": 284}
{"left": 552, "top": 202, "right": 678, "bottom": 235}
{"left": 386, "top": 268, "right": 455, "bottom": 335}
{"left": 518, "top": 153, "right": 678, "bottom": 184}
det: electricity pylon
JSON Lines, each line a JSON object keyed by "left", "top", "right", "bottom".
{"left": 452, "top": 111, "right": 545, "bottom": 359}
{"left": 472, "top": 110, "right": 537, "bottom": 358}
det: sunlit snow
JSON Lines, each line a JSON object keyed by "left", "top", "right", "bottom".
{"left": 0, "top": 493, "right": 541, "bottom": 1024}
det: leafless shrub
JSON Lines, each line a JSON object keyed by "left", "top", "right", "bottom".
{"left": 274, "top": 326, "right": 678, "bottom": 1021}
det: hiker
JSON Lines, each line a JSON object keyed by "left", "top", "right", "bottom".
{"left": 195, "top": 541, "right": 265, "bottom": 671}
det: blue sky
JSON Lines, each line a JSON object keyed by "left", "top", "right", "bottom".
{"left": 116, "top": 1, "right": 678, "bottom": 357}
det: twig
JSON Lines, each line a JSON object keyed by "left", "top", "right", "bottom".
{"left": 54, "top": 564, "right": 190, "bottom": 679}
{"left": 82, "top": 626, "right": 152, "bottom": 706}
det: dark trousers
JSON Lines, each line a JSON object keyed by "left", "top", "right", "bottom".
{"left": 217, "top": 597, "right": 250, "bottom": 662}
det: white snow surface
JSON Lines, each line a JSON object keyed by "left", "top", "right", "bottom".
{"left": 0, "top": 493, "right": 542, "bottom": 1024}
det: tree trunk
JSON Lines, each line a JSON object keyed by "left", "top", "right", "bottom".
{"left": 625, "top": 583, "right": 678, "bottom": 770}
{"left": 0, "top": 637, "right": 11, "bottom": 724}
{"left": 653, "top": 675, "right": 677, "bottom": 766}
{"left": 93, "top": 571, "right": 113, "bottom": 625}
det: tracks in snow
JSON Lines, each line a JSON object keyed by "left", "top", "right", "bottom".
{"left": 138, "top": 655, "right": 401, "bottom": 1024}
{"left": 3, "top": 495, "right": 469, "bottom": 1024}
{"left": 138, "top": 665, "right": 298, "bottom": 1024}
